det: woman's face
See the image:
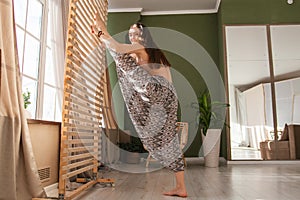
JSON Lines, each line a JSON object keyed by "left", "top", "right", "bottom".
{"left": 129, "top": 26, "right": 142, "bottom": 44}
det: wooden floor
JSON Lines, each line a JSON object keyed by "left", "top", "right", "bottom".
{"left": 50, "top": 159, "right": 300, "bottom": 200}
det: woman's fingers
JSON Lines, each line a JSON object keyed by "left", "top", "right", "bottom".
{"left": 91, "top": 13, "right": 100, "bottom": 33}
{"left": 91, "top": 12, "right": 107, "bottom": 38}
{"left": 94, "top": 12, "right": 105, "bottom": 28}
{"left": 91, "top": 25, "right": 95, "bottom": 33}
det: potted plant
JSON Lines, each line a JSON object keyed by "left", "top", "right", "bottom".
{"left": 196, "top": 90, "right": 229, "bottom": 167}
{"left": 22, "top": 89, "right": 32, "bottom": 118}
{"left": 23, "top": 89, "right": 31, "bottom": 109}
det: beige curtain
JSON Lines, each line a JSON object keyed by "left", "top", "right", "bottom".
{"left": 0, "top": 0, "right": 46, "bottom": 199}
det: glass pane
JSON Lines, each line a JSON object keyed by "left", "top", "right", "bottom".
{"left": 225, "top": 26, "right": 273, "bottom": 160}
{"left": 275, "top": 80, "right": 293, "bottom": 128}
{"left": 44, "top": 48, "right": 55, "bottom": 85}
{"left": 292, "top": 78, "right": 300, "bottom": 124}
{"left": 43, "top": 85, "right": 56, "bottom": 121}
{"left": 47, "top": 12, "right": 52, "bottom": 46}
{"left": 13, "top": 0, "right": 27, "bottom": 28}
{"left": 26, "top": 0, "right": 43, "bottom": 39}
{"left": 23, "top": 33, "right": 40, "bottom": 78}
{"left": 55, "top": 88, "right": 63, "bottom": 122}
{"left": 16, "top": 27, "right": 25, "bottom": 71}
{"left": 271, "top": 25, "right": 300, "bottom": 77}
{"left": 271, "top": 25, "right": 300, "bottom": 160}
{"left": 22, "top": 76, "right": 37, "bottom": 118}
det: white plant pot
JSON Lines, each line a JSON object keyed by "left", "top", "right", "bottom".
{"left": 201, "top": 129, "right": 221, "bottom": 167}
{"left": 120, "top": 151, "right": 140, "bottom": 164}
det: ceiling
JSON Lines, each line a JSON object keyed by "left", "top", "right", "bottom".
{"left": 107, "top": 0, "right": 221, "bottom": 15}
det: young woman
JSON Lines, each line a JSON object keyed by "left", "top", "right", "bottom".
{"left": 93, "top": 14, "right": 187, "bottom": 198}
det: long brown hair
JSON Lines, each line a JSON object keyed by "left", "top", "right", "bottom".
{"left": 130, "top": 22, "right": 171, "bottom": 68}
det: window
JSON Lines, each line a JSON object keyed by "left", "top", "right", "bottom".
{"left": 14, "top": 0, "right": 64, "bottom": 122}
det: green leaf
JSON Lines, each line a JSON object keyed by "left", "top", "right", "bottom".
{"left": 22, "top": 89, "right": 31, "bottom": 109}
{"left": 194, "top": 90, "right": 230, "bottom": 136}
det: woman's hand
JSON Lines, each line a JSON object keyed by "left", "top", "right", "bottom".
{"left": 94, "top": 13, "right": 105, "bottom": 30}
{"left": 91, "top": 12, "right": 107, "bottom": 36}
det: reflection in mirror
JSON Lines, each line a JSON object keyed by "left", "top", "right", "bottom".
{"left": 271, "top": 25, "right": 300, "bottom": 129}
{"left": 225, "top": 26, "right": 272, "bottom": 160}
{"left": 272, "top": 25, "right": 300, "bottom": 160}
{"left": 271, "top": 25, "right": 300, "bottom": 78}
{"left": 225, "top": 25, "right": 300, "bottom": 160}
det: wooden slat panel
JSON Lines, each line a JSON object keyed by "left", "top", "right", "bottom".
{"left": 66, "top": 180, "right": 97, "bottom": 200}
{"left": 64, "top": 96, "right": 103, "bottom": 112}
{"left": 64, "top": 87, "right": 104, "bottom": 106}
{"left": 64, "top": 139, "right": 98, "bottom": 145}
{"left": 63, "top": 152, "right": 97, "bottom": 162}
{"left": 64, "top": 133, "right": 101, "bottom": 138}
{"left": 64, "top": 106, "right": 102, "bottom": 118}
{"left": 62, "top": 158, "right": 94, "bottom": 171}
{"left": 64, "top": 114, "right": 100, "bottom": 126}
{"left": 62, "top": 165, "right": 95, "bottom": 180}
{"left": 65, "top": 66, "right": 105, "bottom": 91}
{"left": 65, "top": 71, "right": 102, "bottom": 95}
{"left": 63, "top": 123, "right": 101, "bottom": 131}
{"left": 66, "top": 57, "right": 105, "bottom": 85}
{"left": 63, "top": 146, "right": 94, "bottom": 153}
{"left": 59, "top": 0, "right": 110, "bottom": 198}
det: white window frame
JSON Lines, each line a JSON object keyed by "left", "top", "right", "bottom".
{"left": 15, "top": 0, "right": 62, "bottom": 121}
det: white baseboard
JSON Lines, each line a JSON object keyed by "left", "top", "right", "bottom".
{"left": 185, "top": 157, "right": 300, "bottom": 165}
{"left": 227, "top": 160, "right": 300, "bottom": 165}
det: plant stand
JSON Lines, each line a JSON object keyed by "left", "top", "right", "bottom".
{"left": 201, "top": 129, "right": 221, "bottom": 167}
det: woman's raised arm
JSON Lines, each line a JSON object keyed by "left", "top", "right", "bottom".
{"left": 93, "top": 13, "right": 143, "bottom": 54}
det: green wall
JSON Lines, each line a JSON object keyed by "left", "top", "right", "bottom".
{"left": 107, "top": 0, "right": 300, "bottom": 159}
{"left": 106, "top": 13, "right": 140, "bottom": 130}
{"left": 220, "top": 0, "right": 300, "bottom": 25}
{"left": 141, "top": 14, "right": 220, "bottom": 157}
{"left": 107, "top": 12, "right": 220, "bottom": 157}
{"left": 218, "top": 0, "right": 300, "bottom": 74}
{"left": 107, "top": 12, "right": 140, "bottom": 87}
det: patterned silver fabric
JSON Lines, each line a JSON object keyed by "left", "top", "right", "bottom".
{"left": 111, "top": 52, "right": 184, "bottom": 172}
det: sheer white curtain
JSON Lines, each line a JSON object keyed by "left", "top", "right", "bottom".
{"left": 233, "top": 84, "right": 269, "bottom": 149}
{"left": 48, "top": 0, "right": 65, "bottom": 121}
{"left": 293, "top": 94, "right": 300, "bottom": 124}
{"left": 244, "top": 84, "right": 268, "bottom": 149}
{"left": 235, "top": 87, "right": 249, "bottom": 147}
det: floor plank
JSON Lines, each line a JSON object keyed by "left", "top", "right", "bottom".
{"left": 46, "top": 159, "right": 300, "bottom": 200}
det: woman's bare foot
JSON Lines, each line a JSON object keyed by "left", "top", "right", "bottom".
{"left": 163, "top": 188, "right": 188, "bottom": 198}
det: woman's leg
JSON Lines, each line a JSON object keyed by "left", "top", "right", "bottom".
{"left": 163, "top": 171, "right": 187, "bottom": 197}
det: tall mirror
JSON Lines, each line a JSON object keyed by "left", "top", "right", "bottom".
{"left": 225, "top": 24, "right": 300, "bottom": 160}
{"left": 271, "top": 25, "right": 300, "bottom": 160}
